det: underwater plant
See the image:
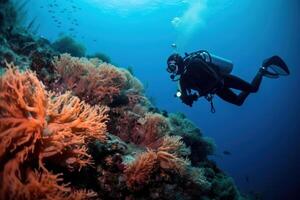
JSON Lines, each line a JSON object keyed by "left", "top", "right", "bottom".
{"left": 0, "top": 65, "right": 108, "bottom": 199}
{"left": 52, "top": 36, "right": 86, "bottom": 57}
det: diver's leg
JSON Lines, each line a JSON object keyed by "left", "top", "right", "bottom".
{"left": 216, "top": 87, "right": 246, "bottom": 106}
{"left": 223, "top": 71, "right": 263, "bottom": 93}
{"left": 217, "top": 71, "right": 264, "bottom": 106}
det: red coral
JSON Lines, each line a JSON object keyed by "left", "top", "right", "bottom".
{"left": 124, "top": 136, "right": 189, "bottom": 190}
{"left": 133, "top": 113, "right": 171, "bottom": 147}
{"left": 0, "top": 66, "right": 108, "bottom": 199}
{"left": 110, "top": 110, "right": 171, "bottom": 149}
{"left": 54, "top": 54, "right": 127, "bottom": 105}
{"left": 156, "top": 136, "right": 189, "bottom": 175}
{"left": 124, "top": 150, "right": 158, "bottom": 190}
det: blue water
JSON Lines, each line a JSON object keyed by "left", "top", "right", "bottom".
{"left": 27, "top": 0, "right": 300, "bottom": 199}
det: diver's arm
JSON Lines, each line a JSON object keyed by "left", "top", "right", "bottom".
{"left": 178, "top": 78, "right": 198, "bottom": 107}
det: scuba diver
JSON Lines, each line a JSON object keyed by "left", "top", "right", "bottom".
{"left": 166, "top": 49, "right": 290, "bottom": 112}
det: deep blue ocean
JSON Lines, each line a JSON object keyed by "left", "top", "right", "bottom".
{"left": 26, "top": 0, "right": 300, "bottom": 199}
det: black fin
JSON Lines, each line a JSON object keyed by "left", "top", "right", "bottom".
{"left": 262, "top": 56, "right": 290, "bottom": 76}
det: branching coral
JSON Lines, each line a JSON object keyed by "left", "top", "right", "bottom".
{"left": 133, "top": 112, "right": 171, "bottom": 147}
{"left": 53, "top": 54, "right": 128, "bottom": 105}
{"left": 108, "top": 107, "right": 170, "bottom": 151}
{"left": 156, "top": 136, "right": 190, "bottom": 175}
{"left": 0, "top": 65, "right": 108, "bottom": 199}
{"left": 41, "top": 91, "right": 109, "bottom": 171}
{"left": 124, "top": 150, "right": 158, "bottom": 190}
{"left": 124, "top": 136, "right": 190, "bottom": 190}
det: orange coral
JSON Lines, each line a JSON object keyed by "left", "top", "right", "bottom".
{"left": 111, "top": 111, "right": 172, "bottom": 149}
{"left": 124, "top": 150, "right": 158, "bottom": 190}
{"left": 54, "top": 54, "right": 127, "bottom": 105}
{"left": 0, "top": 66, "right": 108, "bottom": 199}
{"left": 134, "top": 113, "right": 171, "bottom": 147}
{"left": 156, "top": 136, "right": 189, "bottom": 175}
{"left": 124, "top": 136, "right": 189, "bottom": 190}
{"left": 120, "top": 69, "right": 148, "bottom": 107}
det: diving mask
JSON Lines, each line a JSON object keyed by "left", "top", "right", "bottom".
{"left": 167, "top": 60, "right": 178, "bottom": 74}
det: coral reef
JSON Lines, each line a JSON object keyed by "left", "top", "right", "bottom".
{"left": 0, "top": 0, "right": 58, "bottom": 82}
{"left": 0, "top": 0, "right": 249, "bottom": 199}
{"left": 53, "top": 54, "right": 127, "bottom": 105}
{"left": 87, "top": 52, "right": 111, "bottom": 63}
{"left": 168, "top": 113, "right": 216, "bottom": 166}
{"left": 52, "top": 35, "right": 86, "bottom": 57}
{"left": 0, "top": 65, "right": 108, "bottom": 199}
{"left": 0, "top": 0, "right": 16, "bottom": 34}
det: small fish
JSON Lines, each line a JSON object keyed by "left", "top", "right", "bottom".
{"left": 223, "top": 150, "right": 232, "bottom": 155}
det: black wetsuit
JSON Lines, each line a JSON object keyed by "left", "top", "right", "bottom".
{"left": 179, "top": 56, "right": 263, "bottom": 106}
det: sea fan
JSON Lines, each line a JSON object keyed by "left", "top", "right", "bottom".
{"left": 0, "top": 65, "right": 108, "bottom": 199}
{"left": 53, "top": 53, "right": 127, "bottom": 105}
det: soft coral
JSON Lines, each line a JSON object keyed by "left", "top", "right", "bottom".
{"left": 0, "top": 65, "right": 108, "bottom": 199}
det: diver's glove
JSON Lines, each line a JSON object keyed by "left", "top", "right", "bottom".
{"left": 181, "top": 94, "right": 199, "bottom": 107}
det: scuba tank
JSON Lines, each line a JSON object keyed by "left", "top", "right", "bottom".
{"left": 210, "top": 54, "right": 233, "bottom": 74}
{"left": 193, "top": 50, "right": 233, "bottom": 74}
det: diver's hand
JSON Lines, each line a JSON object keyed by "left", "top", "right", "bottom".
{"left": 181, "top": 94, "right": 198, "bottom": 107}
